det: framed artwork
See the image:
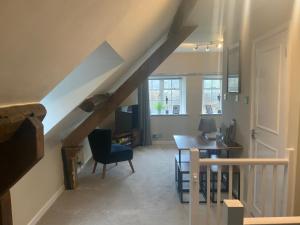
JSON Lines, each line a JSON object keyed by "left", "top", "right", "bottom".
{"left": 226, "top": 42, "right": 241, "bottom": 93}
{"left": 173, "top": 105, "right": 180, "bottom": 114}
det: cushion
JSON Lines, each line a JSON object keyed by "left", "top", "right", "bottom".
{"left": 108, "top": 144, "right": 133, "bottom": 163}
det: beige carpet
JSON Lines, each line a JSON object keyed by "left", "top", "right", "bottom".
{"left": 37, "top": 144, "right": 190, "bottom": 225}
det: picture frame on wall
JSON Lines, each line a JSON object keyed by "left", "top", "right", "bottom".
{"left": 173, "top": 105, "right": 180, "bottom": 115}
{"left": 226, "top": 42, "right": 241, "bottom": 93}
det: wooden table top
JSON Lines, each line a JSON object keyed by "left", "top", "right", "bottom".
{"left": 173, "top": 134, "right": 243, "bottom": 151}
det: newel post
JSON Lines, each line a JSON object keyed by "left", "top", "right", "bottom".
{"left": 224, "top": 199, "right": 244, "bottom": 225}
{"left": 189, "top": 148, "right": 200, "bottom": 225}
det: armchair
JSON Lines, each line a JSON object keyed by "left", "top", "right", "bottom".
{"left": 88, "top": 129, "right": 134, "bottom": 178}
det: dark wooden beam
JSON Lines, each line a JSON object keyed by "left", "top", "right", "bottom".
{"left": 0, "top": 104, "right": 46, "bottom": 225}
{"left": 0, "top": 104, "right": 46, "bottom": 143}
{"left": 168, "top": 0, "right": 198, "bottom": 36}
{"left": 0, "top": 117, "right": 45, "bottom": 197}
{"left": 0, "top": 192, "right": 12, "bottom": 225}
{"left": 78, "top": 94, "right": 110, "bottom": 112}
{"left": 63, "top": 26, "right": 196, "bottom": 147}
{"left": 61, "top": 146, "right": 82, "bottom": 189}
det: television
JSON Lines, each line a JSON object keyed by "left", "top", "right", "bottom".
{"left": 115, "top": 104, "right": 139, "bottom": 134}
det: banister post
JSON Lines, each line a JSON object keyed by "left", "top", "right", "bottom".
{"left": 189, "top": 148, "right": 200, "bottom": 225}
{"left": 224, "top": 200, "right": 244, "bottom": 225}
{"left": 286, "top": 148, "right": 296, "bottom": 216}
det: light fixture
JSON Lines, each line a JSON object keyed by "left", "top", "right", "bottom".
{"left": 191, "top": 40, "right": 223, "bottom": 52}
{"left": 205, "top": 45, "right": 210, "bottom": 52}
{"left": 193, "top": 45, "right": 199, "bottom": 51}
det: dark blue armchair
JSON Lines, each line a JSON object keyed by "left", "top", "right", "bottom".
{"left": 88, "top": 129, "right": 134, "bottom": 178}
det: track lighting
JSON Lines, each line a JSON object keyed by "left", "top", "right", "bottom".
{"left": 191, "top": 40, "right": 223, "bottom": 52}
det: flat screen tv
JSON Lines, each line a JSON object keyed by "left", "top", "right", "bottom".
{"left": 115, "top": 104, "right": 139, "bottom": 134}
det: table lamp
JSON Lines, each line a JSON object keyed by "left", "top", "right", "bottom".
{"left": 198, "top": 118, "right": 217, "bottom": 140}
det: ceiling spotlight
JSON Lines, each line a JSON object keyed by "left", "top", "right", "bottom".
{"left": 217, "top": 43, "right": 223, "bottom": 48}
{"left": 205, "top": 45, "right": 210, "bottom": 52}
{"left": 193, "top": 44, "right": 199, "bottom": 51}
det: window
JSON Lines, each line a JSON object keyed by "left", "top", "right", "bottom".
{"left": 202, "top": 78, "right": 222, "bottom": 114}
{"left": 148, "top": 77, "right": 186, "bottom": 115}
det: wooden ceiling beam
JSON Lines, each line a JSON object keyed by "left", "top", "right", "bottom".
{"left": 78, "top": 94, "right": 110, "bottom": 112}
{"left": 63, "top": 25, "right": 196, "bottom": 147}
{"left": 168, "top": 0, "right": 198, "bottom": 36}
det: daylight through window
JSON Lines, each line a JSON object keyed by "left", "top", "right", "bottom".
{"left": 202, "top": 78, "right": 222, "bottom": 114}
{"left": 148, "top": 78, "right": 186, "bottom": 115}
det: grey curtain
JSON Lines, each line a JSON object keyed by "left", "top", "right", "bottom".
{"left": 138, "top": 79, "right": 152, "bottom": 146}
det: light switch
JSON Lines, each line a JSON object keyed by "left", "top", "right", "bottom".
{"left": 235, "top": 95, "right": 239, "bottom": 102}
{"left": 243, "top": 96, "right": 249, "bottom": 104}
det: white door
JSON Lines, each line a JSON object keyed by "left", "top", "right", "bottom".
{"left": 251, "top": 29, "right": 288, "bottom": 216}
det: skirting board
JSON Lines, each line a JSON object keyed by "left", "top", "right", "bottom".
{"left": 27, "top": 185, "right": 65, "bottom": 225}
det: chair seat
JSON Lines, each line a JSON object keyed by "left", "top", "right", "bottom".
{"left": 108, "top": 144, "right": 133, "bottom": 163}
{"left": 111, "top": 144, "right": 131, "bottom": 152}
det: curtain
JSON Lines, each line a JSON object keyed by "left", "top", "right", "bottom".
{"left": 138, "top": 79, "right": 152, "bottom": 146}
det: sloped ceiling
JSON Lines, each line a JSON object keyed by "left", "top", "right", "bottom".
{"left": 42, "top": 42, "right": 123, "bottom": 133}
{"left": 0, "top": 0, "right": 180, "bottom": 106}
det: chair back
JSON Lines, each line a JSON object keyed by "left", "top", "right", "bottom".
{"left": 88, "top": 129, "right": 112, "bottom": 163}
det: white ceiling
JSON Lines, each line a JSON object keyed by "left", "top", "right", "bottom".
{"left": 177, "top": 0, "right": 244, "bottom": 52}
{"left": 0, "top": 0, "right": 180, "bottom": 106}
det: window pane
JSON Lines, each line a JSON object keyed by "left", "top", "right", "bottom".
{"left": 202, "top": 78, "right": 222, "bottom": 114}
{"left": 203, "top": 89, "right": 211, "bottom": 103}
{"left": 163, "top": 90, "right": 171, "bottom": 104}
{"left": 212, "top": 80, "right": 221, "bottom": 88}
{"left": 164, "top": 80, "right": 171, "bottom": 89}
{"left": 172, "top": 90, "right": 180, "bottom": 101}
{"left": 148, "top": 77, "right": 185, "bottom": 115}
{"left": 172, "top": 79, "right": 180, "bottom": 89}
{"left": 212, "top": 90, "right": 221, "bottom": 102}
{"left": 203, "top": 80, "right": 212, "bottom": 88}
{"left": 150, "top": 80, "right": 160, "bottom": 90}
{"left": 149, "top": 90, "right": 160, "bottom": 101}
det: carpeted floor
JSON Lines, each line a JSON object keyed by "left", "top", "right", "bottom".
{"left": 37, "top": 144, "right": 218, "bottom": 225}
{"left": 38, "top": 145, "right": 188, "bottom": 225}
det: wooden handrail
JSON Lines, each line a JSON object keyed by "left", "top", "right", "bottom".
{"left": 198, "top": 158, "right": 289, "bottom": 166}
{"left": 224, "top": 200, "right": 300, "bottom": 225}
{"left": 244, "top": 217, "right": 300, "bottom": 225}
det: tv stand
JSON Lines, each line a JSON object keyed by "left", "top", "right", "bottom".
{"left": 113, "top": 129, "right": 141, "bottom": 148}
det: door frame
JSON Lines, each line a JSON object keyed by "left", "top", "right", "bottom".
{"left": 249, "top": 23, "right": 294, "bottom": 215}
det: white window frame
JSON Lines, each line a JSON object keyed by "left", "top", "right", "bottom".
{"left": 148, "top": 76, "right": 186, "bottom": 116}
{"left": 202, "top": 77, "right": 223, "bottom": 115}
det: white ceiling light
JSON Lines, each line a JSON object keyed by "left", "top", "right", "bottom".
{"left": 205, "top": 45, "right": 210, "bottom": 52}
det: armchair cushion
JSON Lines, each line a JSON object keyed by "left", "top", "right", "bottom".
{"left": 108, "top": 144, "right": 133, "bottom": 163}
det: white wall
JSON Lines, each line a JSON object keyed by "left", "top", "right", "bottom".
{"left": 222, "top": 0, "right": 295, "bottom": 155}
{"left": 151, "top": 52, "right": 224, "bottom": 141}
{"left": 222, "top": 0, "right": 300, "bottom": 214}
{"left": 10, "top": 134, "right": 64, "bottom": 225}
